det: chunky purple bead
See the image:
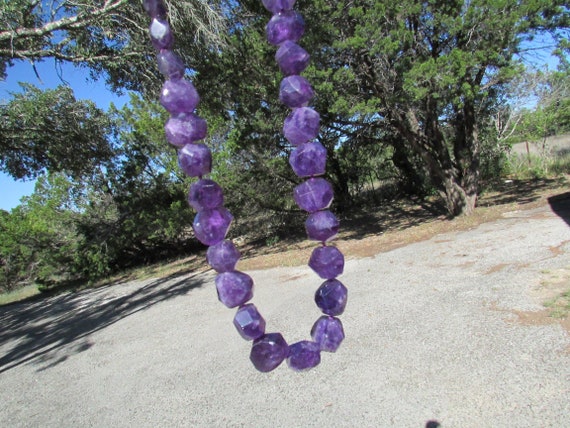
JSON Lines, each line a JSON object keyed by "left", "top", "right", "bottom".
{"left": 178, "top": 143, "right": 212, "bottom": 177}
{"left": 279, "top": 75, "right": 314, "bottom": 108}
{"left": 250, "top": 333, "right": 289, "bottom": 372}
{"left": 234, "top": 304, "right": 266, "bottom": 340}
{"left": 311, "top": 316, "right": 345, "bottom": 352}
{"left": 157, "top": 50, "right": 185, "bottom": 79}
{"left": 287, "top": 341, "right": 321, "bottom": 371}
{"left": 283, "top": 107, "right": 320, "bottom": 146}
{"left": 192, "top": 207, "right": 233, "bottom": 246}
{"left": 308, "top": 245, "right": 344, "bottom": 279}
{"left": 188, "top": 179, "right": 224, "bottom": 211}
{"left": 165, "top": 113, "right": 207, "bottom": 147}
{"left": 143, "top": 0, "right": 166, "bottom": 18}
{"left": 289, "top": 141, "right": 327, "bottom": 177}
{"left": 207, "top": 240, "right": 241, "bottom": 272}
{"left": 276, "top": 41, "right": 310, "bottom": 76}
{"left": 315, "top": 279, "right": 348, "bottom": 316}
{"left": 149, "top": 18, "right": 174, "bottom": 50}
{"left": 215, "top": 271, "right": 253, "bottom": 308}
{"left": 262, "top": 0, "right": 296, "bottom": 14}
{"left": 293, "top": 177, "right": 334, "bottom": 213}
{"left": 160, "top": 79, "right": 199, "bottom": 114}
{"left": 305, "top": 210, "right": 339, "bottom": 242}
{"left": 266, "top": 11, "right": 305, "bottom": 46}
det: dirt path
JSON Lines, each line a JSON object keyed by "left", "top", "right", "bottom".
{"left": 0, "top": 194, "right": 569, "bottom": 427}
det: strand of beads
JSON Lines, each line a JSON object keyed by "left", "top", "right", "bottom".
{"left": 143, "top": 0, "right": 346, "bottom": 372}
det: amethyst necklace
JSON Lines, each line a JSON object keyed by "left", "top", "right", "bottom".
{"left": 143, "top": 0, "right": 347, "bottom": 372}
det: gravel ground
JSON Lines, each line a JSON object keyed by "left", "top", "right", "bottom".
{"left": 1, "top": 197, "right": 569, "bottom": 428}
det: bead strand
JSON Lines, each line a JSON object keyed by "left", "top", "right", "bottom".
{"left": 143, "top": 0, "right": 346, "bottom": 372}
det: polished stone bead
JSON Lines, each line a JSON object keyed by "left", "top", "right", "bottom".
{"left": 207, "top": 240, "right": 241, "bottom": 272}
{"left": 308, "top": 245, "right": 344, "bottom": 279}
{"left": 192, "top": 207, "right": 233, "bottom": 246}
{"left": 143, "top": 0, "right": 166, "bottom": 18}
{"left": 178, "top": 143, "right": 212, "bottom": 177}
{"left": 262, "top": 0, "right": 296, "bottom": 14}
{"left": 250, "top": 333, "right": 289, "bottom": 372}
{"left": 289, "top": 141, "right": 327, "bottom": 177}
{"left": 287, "top": 341, "right": 321, "bottom": 371}
{"left": 315, "top": 279, "right": 347, "bottom": 316}
{"left": 311, "top": 316, "right": 345, "bottom": 352}
{"left": 266, "top": 11, "right": 305, "bottom": 46}
{"left": 165, "top": 113, "right": 207, "bottom": 147}
{"left": 279, "top": 75, "right": 314, "bottom": 108}
{"left": 215, "top": 271, "right": 253, "bottom": 308}
{"left": 283, "top": 107, "right": 320, "bottom": 146}
{"left": 293, "top": 178, "right": 333, "bottom": 213}
{"left": 160, "top": 79, "right": 199, "bottom": 114}
{"left": 188, "top": 179, "right": 224, "bottom": 212}
{"left": 157, "top": 50, "right": 185, "bottom": 79}
{"left": 305, "top": 210, "right": 339, "bottom": 242}
{"left": 276, "top": 41, "right": 310, "bottom": 76}
{"left": 149, "top": 18, "right": 174, "bottom": 50}
{"left": 234, "top": 304, "right": 266, "bottom": 340}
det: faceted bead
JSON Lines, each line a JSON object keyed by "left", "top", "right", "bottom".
{"left": 192, "top": 207, "right": 233, "bottom": 246}
{"left": 293, "top": 178, "right": 334, "bottom": 213}
{"left": 143, "top": 0, "right": 166, "bottom": 18}
{"left": 234, "top": 304, "right": 266, "bottom": 340}
{"left": 308, "top": 245, "right": 344, "bottom": 279}
{"left": 160, "top": 79, "right": 199, "bottom": 114}
{"left": 279, "top": 75, "right": 314, "bottom": 108}
{"left": 157, "top": 50, "right": 185, "bottom": 79}
{"left": 289, "top": 141, "right": 327, "bottom": 177}
{"left": 165, "top": 113, "right": 207, "bottom": 147}
{"left": 149, "top": 18, "right": 174, "bottom": 50}
{"left": 276, "top": 41, "right": 310, "bottom": 76}
{"left": 283, "top": 107, "right": 320, "bottom": 146}
{"left": 207, "top": 240, "right": 240, "bottom": 272}
{"left": 315, "top": 279, "right": 348, "bottom": 316}
{"left": 262, "top": 0, "right": 296, "bottom": 14}
{"left": 250, "top": 333, "right": 289, "bottom": 372}
{"left": 215, "top": 271, "right": 253, "bottom": 308}
{"left": 305, "top": 210, "right": 339, "bottom": 242}
{"left": 178, "top": 143, "right": 212, "bottom": 177}
{"left": 287, "top": 341, "right": 321, "bottom": 371}
{"left": 311, "top": 316, "right": 345, "bottom": 352}
{"left": 188, "top": 179, "right": 224, "bottom": 212}
{"left": 266, "top": 11, "right": 305, "bottom": 46}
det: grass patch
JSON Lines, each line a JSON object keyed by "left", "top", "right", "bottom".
{"left": 0, "top": 284, "right": 41, "bottom": 306}
{"left": 544, "top": 289, "right": 570, "bottom": 319}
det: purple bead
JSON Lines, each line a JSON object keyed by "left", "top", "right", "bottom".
{"left": 262, "top": 0, "right": 296, "bottom": 14}
{"left": 215, "top": 271, "right": 253, "bottom": 308}
{"left": 250, "top": 333, "right": 289, "bottom": 372}
{"left": 234, "top": 304, "right": 266, "bottom": 340}
{"left": 160, "top": 79, "right": 199, "bottom": 114}
{"left": 149, "top": 18, "right": 174, "bottom": 50}
{"left": 157, "top": 50, "right": 185, "bottom": 79}
{"left": 207, "top": 240, "right": 240, "bottom": 272}
{"left": 279, "top": 75, "right": 314, "bottom": 108}
{"left": 293, "top": 177, "right": 334, "bottom": 213}
{"left": 143, "top": 0, "right": 166, "bottom": 18}
{"left": 178, "top": 143, "right": 212, "bottom": 177}
{"left": 289, "top": 141, "right": 327, "bottom": 177}
{"left": 165, "top": 113, "right": 207, "bottom": 147}
{"left": 315, "top": 279, "right": 348, "bottom": 316}
{"left": 188, "top": 179, "right": 224, "bottom": 211}
{"left": 276, "top": 41, "right": 310, "bottom": 76}
{"left": 305, "top": 210, "right": 339, "bottom": 242}
{"left": 192, "top": 207, "right": 233, "bottom": 246}
{"left": 311, "top": 316, "right": 345, "bottom": 352}
{"left": 308, "top": 245, "right": 344, "bottom": 279}
{"left": 287, "top": 341, "right": 321, "bottom": 371}
{"left": 266, "top": 11, "right": 305, "bottom": 46}
{"left": 283, "top": 107, "right": 320, "bottom": 146}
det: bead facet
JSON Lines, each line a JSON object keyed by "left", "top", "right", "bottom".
{"left": 188, "top": 179, "right": 224, "bottom": 212}
{"left": 266, "top": 11, "right": 305, "bottom": 46}
{"left": 215, "top": 271, "right": 254, "bottom": 308}
{"left": 192, "top": 207, "right": 233, "bottom": 246}
{"left": 157, "top": 50, "right": 185, "bottom": 79}
{"left": 149, "top": 18, "right": 174, "bottom": 50}
{"left": 287, "top": 341, "right": 321, "bottom": 371}
{"left": 178, "top": 143, "right": 212, "bottom": 177}
{"left": 207, "top": 240, "right": 241, "bottom": 272}
{"left": 276, "top": 41, "right": 310, "bottom": 76}
{"left": 262, "top": 0, "right": 296, "bottom": 14}
{"left": 143, "top": 0, "right": 166, "bottom": 18}
{"left": 308, "top": 245, "right": 344, "bottom": 279}
{"left": 315, "top": 279, "right": 348, "bottom": 316}
{"left": 165, "top": 113, "right": 207, "bottom": 147}
{"left": 283, "top": 107, "right": 320, "bottom": 146}
{"left": 289, "top": 141, "right": 327, "bottom": 177}
{"left": 160, "top": 79, "right": 200, "bottom": 114}
{"left": 311, "top": 316, "right": 345, "bottom": 352}
{"left": 293, "top": 178, "right": 334, "bottom": 213}
{"left": 305, "top": 210, "right": 339, "bottom": 242}
{"left": 234, "top": 304, "right": 266, "bottom": 340}
{"left": 279, "top": 75, "right": 314, "bottom": 108}
{"left": 250, "top": 333, "right": 289, "bottom": 372}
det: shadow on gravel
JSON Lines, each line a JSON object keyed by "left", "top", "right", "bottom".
{"left": 0, "top": 271, "right": 206, "bottom": 373}
{"left": 548, "top": 192, "right": 570, "bottom": 228}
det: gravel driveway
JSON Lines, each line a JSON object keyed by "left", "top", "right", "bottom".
{"left": 1, "top": 195, "right": 569, "bottom": 428}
